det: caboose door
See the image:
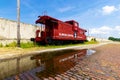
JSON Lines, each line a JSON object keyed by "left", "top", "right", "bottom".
{"left": 46, "top": 26, "right": 53, "bottom": 37}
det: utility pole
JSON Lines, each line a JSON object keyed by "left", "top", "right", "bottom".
{"left": 88, "top": 29, "right": 89, "bottom": 36}
{"left": 17, "top": 0, "right": 20, "bottom": 47}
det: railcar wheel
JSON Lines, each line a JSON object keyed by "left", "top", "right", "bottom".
{"left": 46, "top": 37, "right": 52, "bottom": 45}
{"left": 30, "top": 38, "right": 35, "bottom": 41}
{"left": 53, "top": 40, "right": 61, "bottom": 45}
{"left": 79, "top": 40, "right": 84, "bottom": 43}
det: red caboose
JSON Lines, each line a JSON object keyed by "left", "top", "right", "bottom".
{"left": 31, "top": 15, "right": 87, "bottom": 44}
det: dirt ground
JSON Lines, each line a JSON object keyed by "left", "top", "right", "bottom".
{"left": 0, "top": 47, "right": 47, "bottom": 56}
{"left": 79, "top": 43, "right": 120, "bottom": 80}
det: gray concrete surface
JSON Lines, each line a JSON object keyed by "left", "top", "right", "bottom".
{"left": 0, "top": 18, "right": 41, "bottom": 45}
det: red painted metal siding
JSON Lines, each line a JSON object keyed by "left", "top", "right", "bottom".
{"left": 35, "top": 15, "right": 87, "bottom": 42}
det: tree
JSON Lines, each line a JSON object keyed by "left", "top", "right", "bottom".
{"left": 108, "top": 37, "right": 120, "bottom": 41}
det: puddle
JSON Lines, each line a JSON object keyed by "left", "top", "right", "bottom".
{"left": 31, "top": 49, "right": 95, "bottom": 79}
{"left": 86, "top": 49, "right": 96, "bottom": 56}
{"left": 5, "top": 49, "right": 96, "bottom": 80}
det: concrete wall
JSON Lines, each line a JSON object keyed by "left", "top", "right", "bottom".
{"left": 87, "top": 36, "right": 109, "bottom": 42}
{"left": 0, "top": 18, "right": 39, "bottom": 39}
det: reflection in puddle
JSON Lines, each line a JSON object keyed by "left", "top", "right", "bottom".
{"left": 5, "top": 49, "right": 96, "bottom": 80}
{"left": 31, "top": 49, "right": 95, "bottom": 79}
{"left": 87, "top": 49, "right": 96, "bottom": 56}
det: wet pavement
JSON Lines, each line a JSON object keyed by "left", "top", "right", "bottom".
{"left": 34, "top": 49, "right": 88, "bottom": 79}
{"left": 5, "top": 49, "right": 95, "bottom": 80}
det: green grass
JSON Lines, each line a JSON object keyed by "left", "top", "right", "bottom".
{"left": 41, "top": 41, "right": 99, "bottom": 49}
{"left": 20, "top": 42, "right": 35, "bottom": 48}
{"left": 0, "top": 43, "right": 3, "bottom": 47}
{"left": 1, "top": 41, "right": 35, "bottom": 48}
{"left": 5, "top": 41, "right": 17, "bottom": 47}
{"left": 0, "top": 41, "right": 98, "bottom": 49}
{"left": 84, "top": 41, "right": 98, "bottom": 44}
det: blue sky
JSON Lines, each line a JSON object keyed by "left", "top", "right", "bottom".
{"left": 0, "top": 0, "right": 120, "bottom": 39}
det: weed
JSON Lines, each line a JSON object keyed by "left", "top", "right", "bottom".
{"left": 0, "top": 43, "right": 3, "bottom": 47}
{"left": 20, "top": 42, "right": 35, "bottom": 48}
{"left": 0, "top": 41, "right": 98, "bottom": 49}
{"left": 85, "top": 41, "right": 98, "bottom": 44}
{"left": 5, "top": 41, "right": 17, "bottom": 47}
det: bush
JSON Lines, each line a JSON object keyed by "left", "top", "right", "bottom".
{"left": 108, "top": 37, "right": 120, "bottom": 41}
{"left": 20, "top": 42, "right": 35, "bottom": 48}
{"left": 91, "top": 38, "right": 97, "bottom": 42}
{"left": 4, "top": 41, "right": 35, "bottom": 48}
{"left": 0, "top": 43, "right": 3, "bottom": 47}
{"left": 85, "top": 41, "right": 98, "bottom": 44}
{"left": 5, "top": 41, "right": 17, "bottom": 47}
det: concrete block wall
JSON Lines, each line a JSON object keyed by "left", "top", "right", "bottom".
{"left": 0, "top": 18, "right": 39, "bottom": 39}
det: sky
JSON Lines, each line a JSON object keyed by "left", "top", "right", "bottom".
{"left": 0, "top": 0, "right": 120, "bottom": 39}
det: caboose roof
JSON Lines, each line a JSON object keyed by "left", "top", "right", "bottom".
{"left": 36, "top": 15, "right": 61, "bottom": 24}
{"left": 65, "top": 20, "right": 78, "bottom": 23}
{"left": 79, "top": 28, "right": 87, "bottom": 32}
{"left": 35, "top": 15, "right": 87, "bottom": 32}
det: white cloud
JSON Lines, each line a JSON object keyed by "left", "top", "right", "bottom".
{"left": 115, "top": 26, "right": 120, "bottom": 31}
{"left": 58, "top": 6, "right": 74, "bottom": 13}
{"left": 99, "top": 26, "right": 112, "bottom": 31}
{"left": 102, "top": 5, "right": 117, "bottom": 15}
{"left": 90, "top": 28, "right": 105, "bottom": 34}
{"left": 89, "top": 25, "right": 120, "bottom": 38}
{"left": 90, "top": 26, "right": 112, "bottom": 34}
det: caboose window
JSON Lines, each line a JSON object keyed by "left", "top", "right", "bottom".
{"left": 74, "top": 22, "right": 78, "bottom": 26}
